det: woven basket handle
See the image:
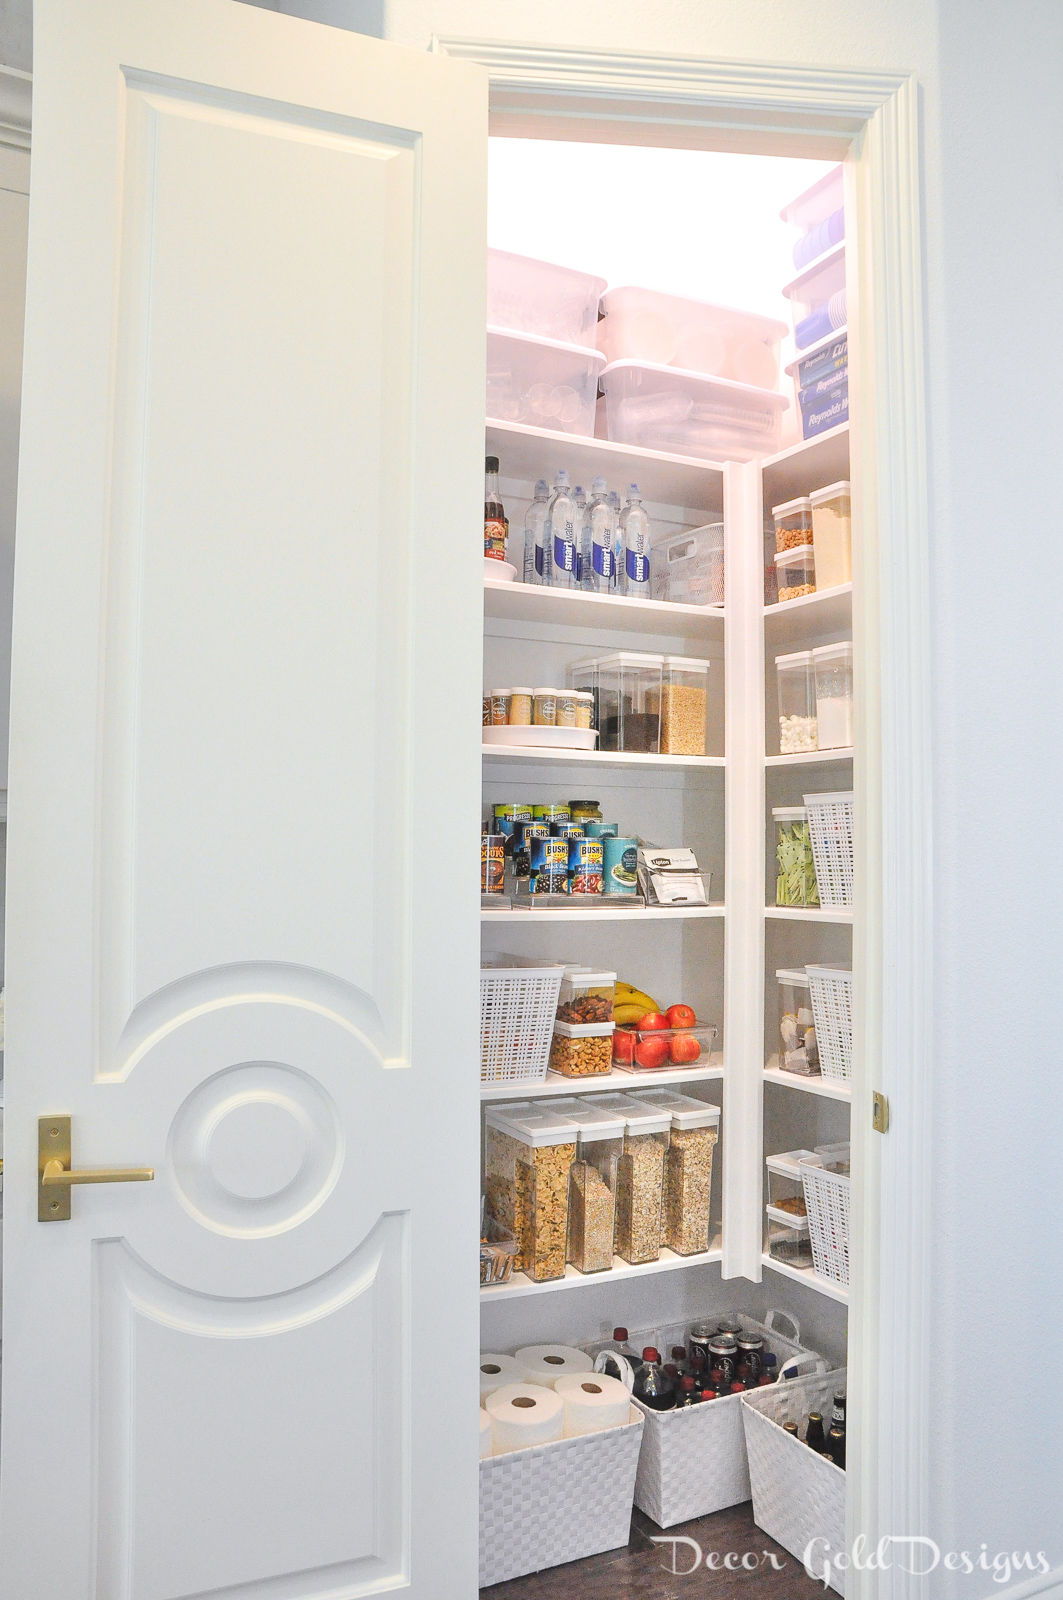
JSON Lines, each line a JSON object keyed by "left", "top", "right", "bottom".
{"left": 764, "top": 1306, "right": 801, "bottom": 1343}
{"left": 779, "top": 1354, "right": 828, "bottom": 1381}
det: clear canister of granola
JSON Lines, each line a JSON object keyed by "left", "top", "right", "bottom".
{"left": 772, "top": 495, "right": 813, "bottom": 552}
{"left": 765, "top": 1148, "right": 820, "bottom": 1213}
{"left": 626, "top": 1088, "right": 719, "bottom": 1256}
{"left": 593, "top": 1092, "right": 671, "bottom": 1265}
{"left": 776, "top": 968, "right": 819, "bottom": 1075}
{"left": 651, "top": 655, "right": 710, "bottom": 756}
{"left": 484, "top": 1102, "right": 579, "bottom": 1283}
{"left": 556, "top": 967, "right": 616, "bottom": 1025}
{"left": 561, "top": 1098, "right": 626, "bottom": 1275}
{"left": 774, "top": 544, "right": 816, "bottom": 603}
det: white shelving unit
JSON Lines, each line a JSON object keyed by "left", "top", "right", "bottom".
{"left": 765, "top": 905, "right": 853, "bottom": 924}
{"left": 481, "top": 904, "right": 724, "bottom": 924}
{"left": 761, "top": 1255, "right": 849, "bottom": 1305}
{"left": 763, "top": 1067, "right": 851, "bottom": 1103}
{"left": 483, "top": 1242, "right": 724, "bottom": 1302}
{"left": 765, "top": 748, "right": 853, "bottom": 767}
{"left": 482, "top": 743, "right": 724, "bottom": 770}
{"left": 480, "top": 1058, "right": 725, "bottom": 1101}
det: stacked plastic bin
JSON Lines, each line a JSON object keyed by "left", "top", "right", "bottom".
{"left": 486, "top": 249, "right": 606, "bottom": 436}
{"left": 780, "top": 166, "right": 849, "bottom": 439}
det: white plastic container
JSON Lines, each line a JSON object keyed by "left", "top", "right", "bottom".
{"left": 812, "top": 642, "right": 854, "bottom": 750}
{"left": 626, "top": 1088, "right": 720, "bottom": 1255}
{"left": 773, "top": 805, "right": 818, "bottom": 907}
{"left": 563, "top": 1098, "right": 626, "bottom": 1273}
{"left": 651, "top": 522, "right": 725, "bottom": 606}
{"left": 597, "top": 286, "right": 786, "bottom": 389}
{"left": 766, "top": 1206, "right": 815, "bottom": 1270}
{"left": 800, "top": 1153, "right": 851, "bottom": 1286}
{"left": 591, "top": 1092, "right": 672, "bottom": 1265}
{"left": 599, "top": 359, "right": 787, "bottom": 462}
{"left": 772, "top": 496, "right": 814, "bottom": 553}
{"left": 486, "top": 249, "right": 606, "bottom": 347}
{"left": 783, "top": 243, "right": 847, "bottom": 350}
{"left": 483, "top": 1100, "right": 580, "bottom": 1282}
{"left": 593, "top": 650, "right": 664, "bottom": 754}
{"left": 487, "top": 327, "right": 605, "bottom": 437}
{"left": 775, "top": 650, "right": 817, "bottom": 754}
{"left": 775, "top": 544, "right": 816, "bottom": 603}
{"left": 809, "top": 480, "right": 852, "bottom": 587}
{"left": 765, "top": 1148, "right": 819, "bottom": 1213}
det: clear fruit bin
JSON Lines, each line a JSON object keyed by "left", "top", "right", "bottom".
{"left": 487, "top": 249, "right": 606, "bottom": 347}
{"left": 596, "top": 285, "right": 785, "bottom": 389}
{"left": 487, "top": 327, "right": 605, "bottom": 437}
{"left": 599, "top": 359, "right": 787, "bottom": 463}
{"left": 612, "top": 1024, "right": 717, "bottom": 1073}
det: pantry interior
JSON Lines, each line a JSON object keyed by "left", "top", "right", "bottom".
{"left": 478, "top": 137, "right": 856, "bottom": 1588}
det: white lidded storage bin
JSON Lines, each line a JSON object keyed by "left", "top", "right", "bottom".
{"left": 784, "top": 243, "right": 847, "bottom": 351}
{"left": 479, "top": 1404, "right": 644, "bottom": 1589}
{"left": 626, "top": 1088, "right": 720, "bottom": 1256}
{"left": 480, "top": 955, "right": 565, "bottom": 1084}
{"left": 776, "top": 650, "right": 817, "bottom": 754}
{"left": 806, "top": 964, "right": 854, "bottom": 1082}
{"left": 590, "top": 1091, "right": 672, "bottom": 1265}
{"left": 800, "top": 1151, "right": 851, "bottom": 1286}
{"left": 742, "top": 1367, "right": 848, "bottom": 1595}
{"left": 809, "top": 480, "right": 852, "bottom": 587}
{"left": 651, "top": 522, "right": 725, "bottom": 607}
{"left": 483, "top": 1100, "right": 579, "bottom": 1283}
{"left": 804, "top": 790, "right": 855, "bottom": 907}
{"left": 487, "top": 327, "right": 605, "bottom": 436}
{"left": 812, "top": 642, "right": 854, "bottom": 751}
{"left": 653, "top": 655, "right": 710, "bottom": 757}
{"left": 599, "top": 359, "right": 787, "bottom": 462}
{"left": 487, "top": 248, "right": 606, "bottom": 347}
{"left": 597, "top": 285, "right": 786, "bottom": 389}
{"left": 766, "top": 1205, "right": 815, "bottom": 1270}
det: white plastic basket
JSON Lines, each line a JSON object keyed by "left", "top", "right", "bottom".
{"left": 804, "top": 790, "right": 854, "bottom": 908}
{"left": 806, "top": 965, "right": 853, "bottom": 1081}
{"left": 478, "top": 1405, "right": 644, "bottom": 1588}
{"left": 480, "top": 959, "right": 565, "bottom": 1084}
{"left": 742, "top": 1367, "right": 848, "bottom": 1595}
{"left": 800, "top": 1158, "right": 851, "bottom": 1285}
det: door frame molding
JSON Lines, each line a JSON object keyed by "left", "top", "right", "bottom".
{"left": 434, "top": 36, "right": 931, "bottom": 1598}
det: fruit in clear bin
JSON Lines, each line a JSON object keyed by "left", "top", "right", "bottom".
{"left": 668, "top": 1032, "right": 702, "bottom": 1065}
{"left": 615, "top": 1002, "right": 653, "bottom": 1026}
{"left": 616, "top": 982, "right": 661, "bottom": 1014}
{"left": 665, "top": 1004, "right": 696, "bottom": 1029}
{"left": 638, "top": 1012, "right": 668, "bottom": 1031}
{"left": 635, "top": 1034, "right": 670, "bottom": 1069}
{"left": 612, "top": 1028, "right": 635, "bottom": 1066}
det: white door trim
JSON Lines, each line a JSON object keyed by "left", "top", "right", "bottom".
{"left": 434, "top": 36, "right": 932, "bottom": 1599}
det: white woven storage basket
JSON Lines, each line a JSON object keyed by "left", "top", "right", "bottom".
{"left": 806, "top": 965, "right": 853, "bottom": 1081}
{"left": 480, "top": 959, "right": 565, "bottom": 1084}
{"left": 478, "top": 1405, "right": 644, "bottom": 1588}
{"left": 595, "top": 1310, "right": 824, "bottom": 1528}
{"left": 800, "top": 1158, "right": 851, "bottom": 1285}
{"left": 742, "top": 1367, "right": 847, "bottom": 1595}
{"left": 804, "top": 790, "right": 854, "bottom": 908}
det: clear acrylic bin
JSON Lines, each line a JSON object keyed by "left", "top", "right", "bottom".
{"left": 563, "top": 1099, "right": 626, "bottom": 1275}
{"left": 809, "top": 481, "right": 852, "bottom": 588}
{"left": 628, "top": 1089, "right": 720, "bottom": 1256}
{"left": 772, "top": 496, "right": 814, "bottom": 553}
{"left": 487, "top": 327, "right": 605, "bottom": 437}
{"left": 593, "top": 1093, "right": 672, "bottom": 1265}
{"left": 783, "top": 245, "right": 847, "bottom": 349}
{"left": 776, "top": 968, "right": 819, "bottom": 1076}
{"left": 549, "top": 1021, "right": 615, "bottom": 1079}
{"left": 557, "top": 968, "right": 616, "bottom": 1025}
{"left": 773, "top": 806, "right": 819, "bottom": 907}
{"left": 812, "top": 643, "right": 854, "bottom": 751}
{"left": 766, "top": 1207, "right": 814, "bottom": 1270}
{"left": 612, "top": 1024, "right": 717, "bottom": 1073}
{"left": 597, "top": 286, "right": 785, "bottom": 389}
{"left": 775, "top": 544, "right": 816, "bottom": 603}
{"left": 765, "top": 1148, "right": 819, "bottom": 1213}
{"left": 599, "top": 359, "right": 787, "bottom": 463}
{"left": 651, "top": 523, "right": 725, "bottom": 607}
{"left": 594, "top": 651, "right": 663, "bottom": 754}
{"left": 651, "top": 655, "right": 710, "bottom": 756}
{"left": 775, "top": 650, "right": 817, "bottom": 754}
{"left": 484, "top": 1102, "right": 580, "bottom": 1282}
{"left": 487, "top": 248, "right": 606, "bottom": 347}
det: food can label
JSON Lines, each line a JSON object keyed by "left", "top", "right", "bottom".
{"left": 625, "top": 547, "right": 649, "bottom": 585}
{"left": 529, "top": 835, "right": 568, "bottom": 893}
{"left": 533, "top": 804, "right": 571, "bottom": 822}
{"left": 568, "top": 836, "right": 604, "bottom": 894}
{"left": 494, "top": 803, "right": 532, "bottom": 823}
{"left": 604, "top": 836, "right": 639, "bottom": 894}
{"left": 480, "top": 834, "right": 505, "bottom": 895}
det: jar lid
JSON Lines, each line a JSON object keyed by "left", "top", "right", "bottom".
{"left": 810, "top": 642, "right": 853, "bottom": 664}
{"left": 508, "top": 686, "right": 534, "bottom": 695}
{"left": 771, "top": 805, "right": 808, "bottom": 821}
{"left": 774, "top": 545, "right": 815, "bottom": 566}
{"left": 771, "top": 495, "right": 813, "bottom": 519}
{"left": 774, "top": 649, "right": 814, "bottom": 668}
{"left": 809, "top": 480, "right": 851, "bottom": 505}
{"left": 533, "top": 686, "right": 559, "bottom": 696}
{"left": 660, "top": 654, "right": 711, "bottom": 673}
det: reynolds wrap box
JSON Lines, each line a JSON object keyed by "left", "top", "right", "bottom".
{"left": 800, "top": 372, "right": 849, "bottom": 439}
{"left": 795, "top": 333, "right": 847, "bottom": 389}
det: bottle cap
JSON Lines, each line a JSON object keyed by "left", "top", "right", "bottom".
{"left": 535, "top": 478, "right": 549, "bottom": 495}
{"left": 613, "top": 1327, "right": 628, "bottom": 1341}
{"left": 729, "top": 1381, "right": 746, "bottom": 1394}
{"left": 681, "top": 1377, "right": 696, "bottom": 1391}
{"left": 627, "top": 482, "right": 640, "bottom": 497}
{"left": 555, "top": 468, "right": 570, "bottom": 485}
{"left": 642, "top": 1347, "right": 660, "bottom": 1363}
{"left": 833, "top": 1392, "right": 846, "bottom": 1405}
{"left": 592, "top": 475, "right": 607, "bottom": 492}
{"left": 809, "top": 1411, "right": 823, "bottom": 1421}
{"left": 663, "top": 1364, "right": 679, "bottom": 1380}
{"left": 485, "top": 455, "right": 499, "bottom": 472}
{"left": 671, "top": 1346, "right": 686, "bottom": 1360}
{"left": 700, "top": 1389, "right": 718, "bottom": 1401}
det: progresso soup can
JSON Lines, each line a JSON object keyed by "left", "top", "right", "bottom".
{"left": 493, "top": 803, "right": 533, "bottom": 842}
{"left": 529, "top": 834, "right": 568, "bottom": 894}
{"left": 533, "top": 804, "right": 571, "bottom": 824}
{"left": 568, "top": 836, "right": 604, "bottom": 895}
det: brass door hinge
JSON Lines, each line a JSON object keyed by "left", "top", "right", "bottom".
{"left": 872, "top": 1092, "right": 890, "bottom": 1133}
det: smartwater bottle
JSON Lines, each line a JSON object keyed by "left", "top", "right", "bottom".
{"left": 548, "top": 469, "right": 578, "bottom": 589}
{"left": 620, "top": 482, "right": 651, "bottom": 598}
{"left": 572, "top": 485, "right": 588, "bottom": 587}
{"left": 585, "top": 476, "right": 616, "bottom": 594}
{"left": 524, "top": 478, "right": 550, "bottom": 585}
{"left": 608, "top": 490, "right": 622, "bottom": 591}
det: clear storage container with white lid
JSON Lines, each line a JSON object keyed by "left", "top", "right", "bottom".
{"left": 765, "top": 1147, "right": 821, "bottom": 1211}
{"left": 593, "top": 651, "right": 664, "bottom": 754}
{"left": 783, "top": 244, "right": 847, "bottom": 347}
{"left": 627, "top": 1089, "right": 720, "bottom": 1256}
{"left": 809, "top": 481, "right": 852, "bottom": 588}
{"left": 547, "top": 1097, "right": 627, "bottom": 1275}
{"left": 776, "top": 968, "right": 819, "bottom": 1076}
{"left": 484, "top": 1101, "right": 580, "bottom": 1282}
{"left": 599, "top": 359, "right": 788, "bottom": 463}
{"left": 596, "top": 286, "right": 786, "bottom": 389}
{"left": 556, "top": 968, "right": 616, "bottom": 1025}
{"left": 775, "top": 545, "right": 816, "bottom": 603}
{"left": 486, "top": 327, "right": 605, "bottom": 437}
{"left": 487, "top": 249, "right": 606, "bottom": 347}
{"left": 773, "top": 805, "right": 819, "bottom": 907}
{"left": 651, "top": 522, "right": 725, "bottom": 607}
{"left": 812, "top": 642, "right": 854, "bottom": 750}
{"left": 772, "top": 496, "right": 814, "bottom": 553}
{"left": 549, "top": 1020, "right": 615, "bottom": 1079}
{"left": 591, "top": 1092, "right": 672, "bottom": 1265}
{"left": 775, "top": 650, "right": 817, "bottom": 754}
{"left": 766, "top": 1206, "right": 814, "bottom": 1269}
{"left": 651, "top": 656, "right": 710, "bottom": 756}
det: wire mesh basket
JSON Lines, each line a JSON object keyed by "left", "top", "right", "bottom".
{"left": 804, "top": 790, "right": 854, "bottom": 908}
{"left": 480, "top": 958, "right": 565, "bottom": 1084}
{"left": 806, "top": 965, "right": 853, "bottom": 1081}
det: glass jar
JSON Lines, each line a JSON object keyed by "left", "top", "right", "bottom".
{"left": 594, "top": 651, "right": 664, "bottom": 753}
{"left": 774, "top": 544, "right": 816, "bottom": 603}
{"left": 812, "top": 642, "right": 854, "bottom": 750}
{"left": 652, "top": 655, "right": 710, "bottom": 756}
{"left": 507, "top": 687, "right": 533, "bottom": 726}
{"left": 776, "top": 968, "right": 819, "bottom": 1075}
{"left": 772, "top": 495, "right": 814, "bottom": 552}
{"left": 533, "top": 687, "right": 558, "bottom": 726}
{"left": 569, "top": 799, "right": 603, "bottom": 826}
{"left": 573, "top": 691, "right": 595, "bottom": 730}
{"left": 775, "top": 650, "right": 817, "bottom": 754}
{"left": 556, "top": 690, "right": 580, "bottom": 729}
{"left": 809, "top": 480, "right": 852, "bottom": 588}
{"left": 773, "top": 805, "right": 819, "bottom": 906}
{"left": 489, "top": 690, "right": 509, "bottom": 726}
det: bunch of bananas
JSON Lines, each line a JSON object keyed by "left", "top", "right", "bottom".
{"left": 614, "top": 980, "right": 661, "bottom": 1027}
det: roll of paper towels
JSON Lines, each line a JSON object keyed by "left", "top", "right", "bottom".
{"left": 479, "top": 1408, "right": 492, "bottom": 1460}
{"left": 479, "top": 1352, "right": 532, "bottom": 1401}
{"left": 555, "top": 1372, "right": 632, "bottom": 1438}
{"left": 514, "top": 1344, "right": 594, "bottom": 1389}
{"left": 486, "top": 1383, "right": 564, "bottom": 1455}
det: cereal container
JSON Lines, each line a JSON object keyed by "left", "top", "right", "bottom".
{"left": 565, "top": 1099, "right": 626, "bottom": 1274}
{"left": 549, "top": 1022, "right": 615, "bottom": 1078}
{"left": 556, "top": 968, "right": 616, "bottom": 1024}
{"left": 593, "top": 1093, "right": 672, "bottom": 1265}
{"left": 775, "top": 650, "right": 817, "bottom": 754}
{"left": 594, "top": 651, "right": 664, "bottom": 754}
{"left": 484, "top": 1102, "right": 580, "bottom": 1282}
{"left": 628, "top": 1088, "right": 720, "bottom": 1255}
{"left": 652, "top": 656, "right": 710, "bottom": 756}
{"left": 771, "top": 495, "right": 814, "bottom": 552}
{"left": 776, "top": 968, "right": 819, "bottom": 1075}
{"left": 773, "top": 805, "right": 819, "bottom": 907}
{"left": 812, "top": 642, "right": 854, "bottom": 750}
{"left": 774, "top": 544, "right": 816, "bottom": 603}
{"left": 809, "top": 480, "right": 852, "bottom": 588}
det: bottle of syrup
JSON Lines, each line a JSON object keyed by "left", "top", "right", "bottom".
{"left": 484, "top": 455, "right": 507, "bottom": 564}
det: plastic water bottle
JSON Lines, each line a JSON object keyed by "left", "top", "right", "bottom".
{"left": 620, "top": 482, "right": 651, "bottom": 597}
{"left": 548, "top": 469, "right": 578, "bottom": 589}
{"left": 585, "top": 476, "right": 615, "bottom": 594}
{"left": 572, "top": 485, "right": 588, "bottom": 587}
{"left": 523, "top": 479, "right": 550, "bottom": 586}
{"left": 608, "top": 490, "right": 622, "bottom": 590}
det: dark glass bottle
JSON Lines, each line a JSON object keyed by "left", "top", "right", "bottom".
{"left": 759, "top": 1353, "right": 779, "bottom": 1384}
{"left": 828, "top": 1425, "right": 846, "bottom": 1469}
{"left": 783, "top": 1421, "right": 800, "bottom": 1437}
{"left": 805, "top": 1412, "right": 826, "bottom": 1451}
{"left": 484, "top": 455, "right": 507, "bottom": 563}
{"left": 633, "top": 1347, "right": 676, "bottom": 1411}
{"left": 831, "top": 1392, "right": 846, "bottom": 1429}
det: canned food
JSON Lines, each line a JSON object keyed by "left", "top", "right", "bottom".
{"left": 552, "top": 822, "right": 586, "bottom": 841}
{"left": 567, "top": 836, "right": 604, "bottom": 895}
{"left": 708, "top": 1335, "right": 738, "bottom": 1390}
{"left": 603, "top": 835, "right": 639, "bottom": 894}
{"left": 513, "top": 822, "right": 549, "bottom": 883}
{"left": 736, "top": 1333, "right": 764, "bottom": 1381}
{"left": 533, "top": 804, "right": 572, "bottom": 823}
{"left": 529, "top": 834, "right": 568, "bottom": 893}
{"left": 493, "top": 803, "right": 533, "bottom": 844}
{"left": 481, "top": 833, "right": 505, "bottom": 895}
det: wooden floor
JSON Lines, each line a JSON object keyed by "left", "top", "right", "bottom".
{"left": 482, "top": 1503, "right": 827, "bottom": 1597}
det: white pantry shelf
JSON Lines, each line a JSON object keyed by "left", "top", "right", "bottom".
{"left": 487, "top": 418, "right": 724, "bottom": 514}
{"left": 481, "top": 904, "right": 724, "bottom": 924}
{"left": 763, "top": 1067, "right": 851, "bottom": 1103}
{"left": 484, "top": 577, "right": 724, "bottom": 643}
{"left": 763, "top": 583, "right": 852, "bottom": 648}
{"left": 480, "top": 1058, "right": 725, "bottom": 1102}
{"left": 761, "top": 422, "right": 849, "bottom": 507}
{"left": 765, "top": 905, "right": 853, "bottom": 925}
{"left": 483, "top": 1241, "right": 723, "bottom": 1302}
{"left": 765, "top": 748, "right": 854, "bottom": 767}
{"left": 482, "top": 744, "right": 724, "bottom": 770}
{"left": 761, "top": 1253, "right": 849, "bottom": 1306}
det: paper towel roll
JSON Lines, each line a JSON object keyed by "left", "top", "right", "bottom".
{"left": 479, "top": 1352, "right": 532, "bottom": 1401}
{"left": 486, "top": 1383, "right": 564, "bottom": 1455}
{"left": 555, "top": 1373, "right": 632, "bottom": 1438}
{"left": 479, "top": 1408, "right": 492, "bottom": 1459}
{"left": 513, "top": 1344, "right": 594, "bottom": 1389}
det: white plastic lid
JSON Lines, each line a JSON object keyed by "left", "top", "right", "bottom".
{"left": 533, "top": 686, "right": 560, "bottom": 697}
{"left": 766, "top": 1204, "right": 812, "bottom": 1232}
{"left": 776, "top": 967, "right": 811, "bottom": 988}
{"left": 599, "top": 358, "right": 790, "bottom": 412}
{"left": 508, "top": 686, "right": 534, "bottom": 696}
{"left": 771, "top": 805, "right": 808, "bottom": 822}
{"left": 485, "top": 1101, "right": 581, "bottom": 1147}
{"left": 774, "top": 545, "right": 815, "bottom": 567}
{"left": 563, "top": 969, "right": 617, "bottom": 988}
{"left": 599, "top": 284, "right": 786, "bottom": 341}
{"left": 771, "top": 496, "right": 813, "bottom": 521}
{"left": 486, "top": 324, "right": 608, "bottom": 364}
{"left": 627, "top": 1087, "right": 721, "bottom": 1131}
{"left": 811, "top": 642, "right": 853, "bottom": 664}
{"left": 592, "top": 651, "right": 665, "bottom": 670}
{"left": 573, "top": 690, "right": 595, "bottom": 703}
{"left": 809, "top": 480, "right": 852, "bottom": 506}
{"left": 765, "top": 1148, "right": 822, "bottom": 1178}
{"left": 661, "top": 655, "right": 711, "bottom": 675}
{"left": 545, "top": 1096, "right": 626, "bottom": 1141}
{"left": 774, "top": 649, "right": 814, "bottom": 669}
{"left": 552, "top": 1020, "right": 616, "bottom": 1040}
{"left": 586, "top": 1091, "right": 673, "bottom": 1136}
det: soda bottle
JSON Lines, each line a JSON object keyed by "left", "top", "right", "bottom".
{"left": 678, "top": 1376, "right": 699, "bottom": 1407}
{"left": 484, "top": 455, "right": 507, "bottom": 564}
{"left": 523, "top": 478, "right": 550, "bottom": 586}
{"left": 620, "top": 482, "right": 651, "bottom": 597}
{"left": 633, "top": 1347, "right": 676, "bottom": 1411}
{"left": 547, "top": 469, "right": 578, "bottom": 589}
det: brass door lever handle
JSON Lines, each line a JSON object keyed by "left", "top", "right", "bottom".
{"left": 41, "top": 1158, "right": 154, "bottom": 1186}
{"left": 39, "top": 1115, "right": 153, "bottom": 1221}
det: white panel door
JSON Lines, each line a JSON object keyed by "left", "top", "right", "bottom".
{"left": 0, "top": 3, "right": 486, "bottom": 1595}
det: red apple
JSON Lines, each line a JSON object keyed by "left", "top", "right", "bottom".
{"left": 612, "top": 1027, "right": 635, "bottom": 1065}
{"left": 638, "top": 1012, "right": 669, "bottom": 1030}
{"left": 665, "top": 1003, "right": 697, "bottom": 1029}
{"left": 635, "top": 1034, "right": 670, "bottom": 1069}
{"left": 669, "top": 1033, "right": 702, "bottom": 1065}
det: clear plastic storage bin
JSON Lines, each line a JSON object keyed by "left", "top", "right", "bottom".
{"left": 651, "top": 656, "right": 710, "bottom": 756}
{"left": 596, "top": 286, "right": 785, "bottom": 389}
{"left": 812, "top": 643, "right": 854, "bottom": 750}
{"left": 629, "top": 1089, "right": 720, "bottom": 1256}
{"left": 783, "top": 245, "right": 847, "bottom": 350}
{"left": 612, "top": 1024, "right": 717, "bottom": 1073}
{"left": 775, "top": 545, "right": 816, "bottom": 603}
{"left": 772, "top": 497, "right": 814, "bottom": 553}
{"left": 651, "top": 523, "right": 725, "bottom": 607}
{"left": 775, "top": 650, "right": 817, "bottom": 754}
{"left": 487, "top": 249, "right": 606, "bottom": 347}
{"left": 562, "top": 1098, "right": 627, "bottom": 1275}
{"left": 594, "top": 1093, "right": 672, "bottom": 1265}
{"left": 776, "top": 968, "right": 819, "bottom": 1076}
{"left": 773, "top": 806, "right": 819, "bottom": 907}
{"left": 483, "top": 1102, "right": 579, "bottom": 1282}
{"left": 594, "top": 651, "right": 663, "bottom": 754}
{"left": 766, "top": 1207, "right": 814, "bottom": 1270}
{"left": 765, "top": 1148, "right": 819, "bottom": 1213}
{"left": 549, "top": 1021, "right": 615, "bottom": 1079}
{"left": 599, "top": 360, "right": 787, "bottom": 463}
{"left": 809, "top": 481, "right": 852, "bottom": 588}
{"left": 557, "top": 968, "right": 616, "bottom": 1025}
{"left": 487, "top": 328, "right": 605, "bottom": 437}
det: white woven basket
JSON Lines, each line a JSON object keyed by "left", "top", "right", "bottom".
{"left": 804, "top": 791, "right": 854, "bottom": 908}
{"left": 742, "top": 1367, "right": 847, "bottom": 1595}
{"left": 478, "top": 1405, "right": 644, "bottom": 1588}
{"left": 806, "top": 965, "right": 853, "bottom": 1081}
{"left": 597, "top": 1309, "right": 824, "bottom": 1528}
{"left": 800, "top": 1159, "right": 851, "bottom": 1285}
{"left": 480, "top": 960, "right": 565, "bottom": 1084}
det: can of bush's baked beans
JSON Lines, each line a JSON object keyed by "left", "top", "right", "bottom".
{"left": 568, "top": 836, "right": 604, "bottom": 895}
{"left": 529, "top": 834, "right": 568, "bottom": 893}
